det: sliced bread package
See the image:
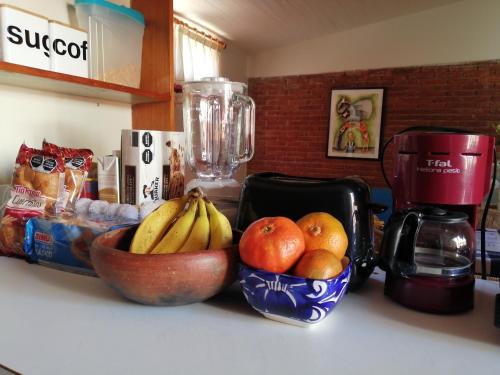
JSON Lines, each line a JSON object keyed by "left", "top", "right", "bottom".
{"left": 24, "top": 214, "right": 137, "bottom": 276}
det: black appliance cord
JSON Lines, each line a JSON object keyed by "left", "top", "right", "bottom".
{"left": 379, "top": 125, "right": 496, "bottom": 280}
{"left": 481, "top": 150, "right": 497, "bottom": 280}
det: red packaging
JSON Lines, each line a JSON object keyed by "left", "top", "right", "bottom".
{"left": 42, "top": 141, "right": 94, "bottom": 210}
{"left": 0, "top": 144, "right": 65, "bottom": 256}
{"left": 80, "top": 178, "right": 98, "bottom": 200}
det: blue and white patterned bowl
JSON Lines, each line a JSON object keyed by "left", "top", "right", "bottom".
{"left": 238, "top": 261, "right": 351, "bottom": 327}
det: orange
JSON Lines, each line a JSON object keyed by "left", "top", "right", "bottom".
{"left": 293, "top": 249, "right": 343, "bottom": 279}
{"left": 296, "top": 212, "right": 348, "bottom": 260}
{"left": 341, "top": 256, "right": 350, "bottom": 270}
{"left": 239, "top": 217, "right": 305, "bottom": 274}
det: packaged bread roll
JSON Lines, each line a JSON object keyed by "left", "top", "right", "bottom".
{"left": 42, "top": 140, "right": 94, "bottom": 210}
{"left": 0, "top": 144, "right": 65, "bottom": 256}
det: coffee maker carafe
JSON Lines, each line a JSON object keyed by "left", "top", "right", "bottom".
{"left": 380, "top": 207, "right": 476, "bottom": 313}
{"left": 182, "top": 77, "right": 255, "bottom": 192}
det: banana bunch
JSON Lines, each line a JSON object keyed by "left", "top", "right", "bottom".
{"left": 129, "top": 189, "right": 233, "bottom": 254}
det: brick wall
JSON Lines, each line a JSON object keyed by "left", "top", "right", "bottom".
{"left": 247, "top": 61, "right": 500, "bottom": 187}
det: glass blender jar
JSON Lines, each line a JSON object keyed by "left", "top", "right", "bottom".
{"left": 183, "top": 77, "right": 255, "bottom": 193}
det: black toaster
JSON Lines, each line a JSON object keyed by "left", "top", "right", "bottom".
{"left": 236, "top": 172, "right": 382, "bottom": 290}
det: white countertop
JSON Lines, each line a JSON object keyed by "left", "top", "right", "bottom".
{"left": 0, "top": 257, "right": 499, "bottom": 375}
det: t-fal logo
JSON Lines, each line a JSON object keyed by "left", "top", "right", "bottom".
{"left": 417, "top": 159, "right": 461, "bottom": 174}
{"left": 426, "top": 159, "right": 452, "bottom": 167}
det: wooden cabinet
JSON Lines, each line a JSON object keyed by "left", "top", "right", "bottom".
{"left": 0, "top": 0, "right": 174, "bottom": 131}
{"left": 131, "top": 0, "right": 174, "bottom": 131}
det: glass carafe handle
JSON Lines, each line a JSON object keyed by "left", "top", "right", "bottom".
{"left": 232, "top": 93, "right": 255, "bottom": 163}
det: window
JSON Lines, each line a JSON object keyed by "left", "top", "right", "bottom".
{"left": 173, "top": 18, "right": 225, "bottom": 130}
{"left": 173, "top": 18, "right": 225, "bottom": 82}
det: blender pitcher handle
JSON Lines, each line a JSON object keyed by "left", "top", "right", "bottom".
{"left": 232, "top": 93, "right": 255, "bottom": 163}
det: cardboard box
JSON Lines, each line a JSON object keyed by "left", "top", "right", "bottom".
{"left": 0, "top": 4, "right": 50, "bottom": 70}
{"left": 121, "top": 130, "right": 164, "bottom": 205}
{"left": 121, "top": 130, "right": 186, "bottom": 205}
{"left": 161, "top": 131, "right": 185, "bottom": 200}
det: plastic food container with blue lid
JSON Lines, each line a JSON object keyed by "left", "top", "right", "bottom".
{"left": 75, "top": 0, "right": 145, "bottom": 87}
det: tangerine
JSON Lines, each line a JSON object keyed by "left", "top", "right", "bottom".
{"left": 296, "top": 212, "right": 348, "bottom": 260}
{"left": 341, "top": 256, "right": 350, "bottom": 270}
{"left": 239, "top": 216, "right": 305, "bottom": 274}
{"left": 293, "top": 249, "right": 343, "bottom": 279}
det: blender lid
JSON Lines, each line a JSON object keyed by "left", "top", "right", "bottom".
{"left": 183, "top": 77, "right": 247, "bottom": 88}
{"left": 200, "top": 77, "right": 229, "bottom": 82}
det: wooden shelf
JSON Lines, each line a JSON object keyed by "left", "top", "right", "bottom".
{"left": 0, "top": 61, "right": 170, "bottom": 105}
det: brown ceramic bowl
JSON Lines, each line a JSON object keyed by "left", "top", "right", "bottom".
{"left": 90, "top": 226, "right": 238, "bottom": 306}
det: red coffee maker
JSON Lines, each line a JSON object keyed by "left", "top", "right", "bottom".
{"left": 380, "top": 130, "right": 495, "bottom": 313}
{"left": 392, "top": 131, "right": 494, "bottom": 227}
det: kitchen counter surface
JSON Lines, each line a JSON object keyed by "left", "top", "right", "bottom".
{"left": 0, "top": 257, "right": 499, "bottom": 375}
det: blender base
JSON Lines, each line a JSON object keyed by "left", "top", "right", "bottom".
{"left": 185, "top": 178, "right": 240, "bottom": 194}
{"left": 384, "top": 272, "right": 474, "bottom": 314}
{"left": 185, "top": 178, "right": 241, "bottom": 227}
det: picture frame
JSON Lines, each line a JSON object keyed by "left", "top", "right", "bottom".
{"left": 327, "top": 88, "right": 384, "bottom": 159}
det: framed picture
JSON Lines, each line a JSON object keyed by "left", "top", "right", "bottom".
{"left": 327, "top": 88, "right": 384, "bottom": 159}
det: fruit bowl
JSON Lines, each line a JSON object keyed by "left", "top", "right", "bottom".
{"left": 238, "top": 260, "right": 351, "bottom": 327}
{"left": 90, "top": 226, "right": 238, "bottom": 306}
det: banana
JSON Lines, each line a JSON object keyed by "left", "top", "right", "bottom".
{"left": 178, "top": 198, "right": 210, "bottom": 252}
{"left": 150, "top": 198, "right": 199, "bottom": 254}
{"left": 129, "top": 196, "right": 188, "bottom": 254}
{"left": 206, "top": 200, "right": 233, "bottom": 250}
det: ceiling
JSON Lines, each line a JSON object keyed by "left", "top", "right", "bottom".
{"left": 173, "top": 0, "right": 462, "bottom": 53}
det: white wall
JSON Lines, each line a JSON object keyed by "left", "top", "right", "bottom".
{"left": 0, "top": 86, "right": 130, "bottom": 184}
{"left": 0, "top": 0, "right": 132, "bottom": 184}
{"left": 248, "top": 0, "right": 500, "bottom": 77}
{"left": 220, "top": 42, "right": 249, "bottom": 84}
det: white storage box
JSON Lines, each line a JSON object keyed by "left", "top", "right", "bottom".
{"left": 49, "top": 20, "right": 88, "bottom": 78}
{"left": 75, "top": 0, "right": 145, "bottom": 87}
{"left": 0, "top": 4, "right": 50, "bottom": 70}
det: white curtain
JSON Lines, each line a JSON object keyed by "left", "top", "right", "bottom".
{"left": 174, "top": 23, "right": 221, "bottom": 82}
